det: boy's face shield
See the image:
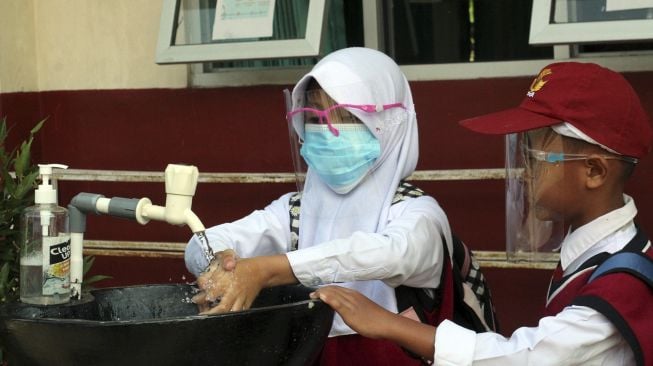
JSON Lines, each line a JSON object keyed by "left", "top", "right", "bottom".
{"left": 505, "top": 128, "right": 567, "bottom": 262}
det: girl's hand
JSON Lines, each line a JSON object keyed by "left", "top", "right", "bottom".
{"left": 193, "top": 254, "right": 297, "bottom": 315}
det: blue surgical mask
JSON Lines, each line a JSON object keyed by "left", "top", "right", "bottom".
{"left": 300, "top": 124, "right": 381, "bottom": 194}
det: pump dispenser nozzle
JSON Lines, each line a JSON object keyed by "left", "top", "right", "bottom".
{"left": 35, "top": 164, "right": 68, "bottom": 237}
{"left": 35, "top": 164, "right": 68, "bottom": 205}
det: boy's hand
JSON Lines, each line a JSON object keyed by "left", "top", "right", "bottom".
{"left": 310, "top": 286, "right": 395, "bottom": 339}
{"left": 311, "top": 286, "right": 437, "bottom": 361}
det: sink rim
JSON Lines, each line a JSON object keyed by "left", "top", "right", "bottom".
{"left": 1, "top": 283, "right": 328, "bottom": 326}
{"left": 5, "top": 298, "right": 325, "bottom": 325}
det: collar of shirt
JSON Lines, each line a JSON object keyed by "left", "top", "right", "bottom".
{"left": 560, "top": 194, "right": 637, "bottom": 274}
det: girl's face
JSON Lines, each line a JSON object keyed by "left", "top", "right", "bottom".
{"left": 304, "top": 87, "right": 362, "bottom": 126}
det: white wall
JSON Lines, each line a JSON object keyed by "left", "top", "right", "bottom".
{"left": 0, "top": 0, "right": 187, "bottom": 93}
{"left": 0, "top": 0, "right": 39, "bottom": 92}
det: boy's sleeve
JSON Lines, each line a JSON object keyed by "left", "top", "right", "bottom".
{"left": 433, "top": 320, "right": 476, "bottom": 366}
{"left": 433, "top": 305, "right": 631, "bottom": 365}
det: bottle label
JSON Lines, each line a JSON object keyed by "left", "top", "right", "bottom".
{"left": 43, "top": 236, "right": 71, "bottom": 295}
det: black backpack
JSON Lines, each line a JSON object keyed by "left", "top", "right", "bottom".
{"left": 288, "top": 181, "right": 498, "bottom": 337}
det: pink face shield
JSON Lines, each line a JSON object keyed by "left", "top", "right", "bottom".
{"left": 286, "top": 88, "right": 406, "bottom": 138}
{"left": 284, "top": 86, "right": 409, "bottom": 194}
{"left": 287, "top": 103, "right": 406, "bottom": 137}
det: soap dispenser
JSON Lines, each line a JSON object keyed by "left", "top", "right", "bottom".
{"left": 20, "top": 164, "right": 71, "bottom": 305}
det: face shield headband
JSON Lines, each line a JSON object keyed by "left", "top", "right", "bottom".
{"left": 287, "top": 103, "right": 406, "bottom": 137}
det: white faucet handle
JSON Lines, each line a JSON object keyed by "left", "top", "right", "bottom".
{"left": 164, "top": 164, "right": 199, "bottom": 196}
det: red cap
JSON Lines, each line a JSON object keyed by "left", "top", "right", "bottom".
{"left": 459, "top": 62, "right": 653, "bottom": 158}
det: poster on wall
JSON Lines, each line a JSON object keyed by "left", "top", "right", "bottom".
{"left": 213, "top": 0, "right": 276, "bottom": 41}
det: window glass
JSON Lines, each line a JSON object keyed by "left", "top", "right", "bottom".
{"left": 530, "top": 0, "right": 653, "bottom": 45}
{"left": 206, "top": 0, "right": 363, "bottom": 71}
{"left": 382, "top": 0, "right": 553, "bottom": 64}
{"left": 552, "top": 0, "right": 653, "bottom": 23}
{"left": 178, "top": 0, "right": 311, "bottom": 46}
{"left": 578, "top": 42, "right": 653, "bottom": 53}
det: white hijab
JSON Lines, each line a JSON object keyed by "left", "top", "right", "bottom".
{"left": 290, "top": 48, "right": 418, "bottom": 336}
{"left": 291, "top": 47, "right": 418, "bottom": 245}
{"left": 292, "top": 47, "right": 419, "bottom": 248}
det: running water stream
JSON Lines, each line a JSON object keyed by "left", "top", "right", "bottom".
{"left": 194, "top": 230, "right": 215, "bottom": 264}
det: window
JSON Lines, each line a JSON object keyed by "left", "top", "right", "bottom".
{"left": 383, "top": 0, "right": 552, "bottom": 64}
{"left": 529, "top": 0, "right": 653, "bottom": 44}
{"left": 157, "top": 0, "right": 653, "bottom": 86}
{"left": 156, "top": 0, "right": 329, "bottom": 64}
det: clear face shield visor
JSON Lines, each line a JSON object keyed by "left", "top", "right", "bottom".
{"left": 284, "top": 86, "right": 406, "bottom": 194}
{"left": 506, "top": 128, "right": 568, "bottom": 262}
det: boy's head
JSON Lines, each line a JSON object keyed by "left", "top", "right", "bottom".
{"left": 460, "top": 62, "right": 652, "bottom": 233}
{"left": 460, "top": 62, "right": 653, "bottom": 160}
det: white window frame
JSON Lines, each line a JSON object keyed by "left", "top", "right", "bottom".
{"left": 156, "top": 0, "right": 328, "bottom": 64}
{"left": 161, "top": 0, "right": 653, "bottom": 87}
{"left": 529, "top": 0, "right": 653, "bottom": 45}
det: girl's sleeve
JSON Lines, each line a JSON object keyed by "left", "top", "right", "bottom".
{"left": 286, "top": 195, "right": 451, "bottom": 288}
{"left": 184, "top": 192, "right": 295, "bottom": 277}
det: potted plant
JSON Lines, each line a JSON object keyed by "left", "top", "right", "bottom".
{"left": 0, "top": 117, "right": 45, "bottom": 304}
{"left": 0, "top": 117, "right": 44, "bottom": 364}
{"left": 0, "top": 117, "right": 110, "bottom": 364}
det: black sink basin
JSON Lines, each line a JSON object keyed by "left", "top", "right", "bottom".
{"left": 0, "top": 284, "right": 333, "bottom": 366}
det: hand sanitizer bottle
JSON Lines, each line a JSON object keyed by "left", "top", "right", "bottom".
{"left": 20, "top": 164, "right": 71, "bottom": 305}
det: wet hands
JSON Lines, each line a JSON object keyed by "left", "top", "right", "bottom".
{"left": 193, "top": 251, "right": 266, "bottom": 315}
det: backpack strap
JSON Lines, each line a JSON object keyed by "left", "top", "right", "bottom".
{"left": 392, "top": 180, "right": 426, "bottom": 203}
{"left": 448, "top": 235, "right": 498, "bottom": 332}
{"left": 393, "top": 182, "right": 498, "bottom": 332}
{"left": 589, "top": 251, "right": 653, "bottom": 286}
{"left": 289, "top": 192, "right": 302, "bottom": 251}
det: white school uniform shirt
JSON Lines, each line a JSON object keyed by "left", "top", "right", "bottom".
{"left": 433, "top": 195, "right": 638, "bottom": 365}
{"left": 186, "top": 191, "right": 451, "bottom": 337}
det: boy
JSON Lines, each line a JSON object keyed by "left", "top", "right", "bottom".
{"left": 311, "top": 62, "right": 653, "bottom": 365}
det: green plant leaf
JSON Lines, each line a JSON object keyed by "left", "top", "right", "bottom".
{"left": 0, "top": 117, "right": 47, "bottom": 305}
{"left": 81, "top": 256, "right": 111, "bottom": 291}
{"left": 30, "top": 118, "right": 46, "bottom": 135}
{"left": 0, "top": 262, "right": 11, "bottom": 302}
{"left": 0, "top": 117, "right": 7, "bottom": 146}
{"left": 82, "top": 255, "right": 96, "bottom": 275}
{"left": 13, "top": 171, "right": 38, "bottom": 199}
{"left": 13, "top": 139, "right": 33, "bottom": 179}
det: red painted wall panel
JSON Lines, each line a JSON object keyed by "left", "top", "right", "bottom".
{"left": 3, "top": 71, "right": 653, "bottom": 335}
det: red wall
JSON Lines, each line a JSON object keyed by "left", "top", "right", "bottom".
{"left": 2, "top": 71, "right": 652, "bottom": 335}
